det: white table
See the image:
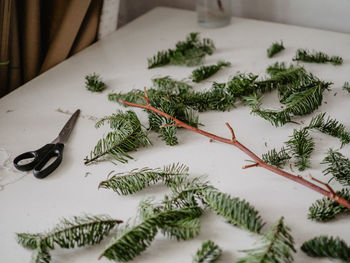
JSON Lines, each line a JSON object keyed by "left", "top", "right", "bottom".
{"left": 1, "top": 7, "right": 349, "bottom": 263}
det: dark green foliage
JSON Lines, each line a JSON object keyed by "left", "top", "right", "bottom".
{"left": 152, "top": 76, "right": 193, "bottom": 92}
{"left": 237, "top": 217, "right": 296, "bottom": 263}
{"left": 203, "top": 188, "right": 265, "bottom": 233}
{"left": 322, "top": 149, "right": 350, "bottom": 186}
{"left": 85, "top": 73, "right": 106, "bottom": 92}
{"left": 301, "top": 236, "right": 350, "bottom": 261}
{"left": 308, "top": 188, "right": 350, "bottom": 222}
{"left": 307, "top": 113, "right": 350, "bottom": 147}
{"left": 293, "top": 49, "right": 343, "bottom": 65}
{"left": 267, "top": 41, "right": 285, "bottom": 58}
{"left": 98, "top": 163, "right": 189, "bottom": 195}
{"left": 148, "top": 32, "right": 215, "bottom": 68}
{"left": 343, "top": 82, "right": 350, "bottom": 93}
{"left": 262, "top": 147, "right": 291, "bottom": 168}
{"left": 84, "top": 110, "right": 151, "bottom": 164}
{"left": 17, "top": 215, "right": 122, "bottom": 263}
{"left": 100, "top": 205, "right": 202, "bottom": 262}
{"left": 192, "top": 240, "right": 222, "bottom": 263}
{"left": 286, "top": 129, "right": 314, "bottom": 171}
{"left": 191, "top": 61, "right": 231, "bottom": 82}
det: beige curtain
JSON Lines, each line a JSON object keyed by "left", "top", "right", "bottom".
{"left": 0, "top": 0, "right": 103, "bottom": 98}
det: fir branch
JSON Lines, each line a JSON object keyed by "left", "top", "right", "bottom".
{"left": 301, "top": 236, "right": 350, "bottom": 261}
{"left": 343, "top": 82, "right": 350, "bottom": 93}
{"left": 32, "top": 245, "right": 51, "bottom": 263}
{"left": 84, "top": 111, "right": 151, "bottom": 164}
{"left": 191, "top": 61, "right": 231, "bottom": 83}
{"left": 307, "top": 113, "right": 350, "bottom": 147}
{"left": 193, "top": 240, "right": 222, "bottom": 263}
{"left": 322, "top": 149, "right": 350, "bottom": 186}
{"left": 85, "top": 73, "right": 106, "bottom": 92}
{"left": 267, "top": 41, "right": 285, "bottom": 58}
{"left": 286, "top": 129, "right": 314, "bottom": 171}
{"left": 98, "top": 163, "right": 189, "bottom": 195}
{"left": 293, "top": 49, "right": 343, "bottom": 65}
{"left": 148, "top": 32, "right": 215, "bottom": 68}
{"left": 262, "top": 147, "right": 291, "bottom": 169}
{"left": 203, "top": 188, "right": 265, "bottom": 234}
{"left": 152, "top": 76, "right": 193, "bottom": 93}
{"left": 308, "top": 188, "right": 350, "bottom": 222}
{"left": 160, "top": 217, "right": 201, "bottom": 241}
{"left": 237, "top": 217, "right": 296, "bottom": 263}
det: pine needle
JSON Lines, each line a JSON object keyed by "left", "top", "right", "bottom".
{"left": 267, "top": 41, "right": 285, "bottom": 58}
{"left": 301, "top": 236, "right": 350, "bottom": 261}
{"left": 85, "top": 73, "right": 106, "bottom": 92}
{"left": 308, "top": 188, "right": 350, "bottom": 222}
{"left": 322, "top": 149, "right": 350, "bottom": 186}
{"left": 192, "top": 240, "right": 222, "bottom": 263}
{"left": 293, "top": 49, "right": 343, "bottom": 65}
{"left": 237, "top": 217, "right": 296, "bottom": 263}
{"left": 191, "top": 61, "right": 231, "bottom": 82}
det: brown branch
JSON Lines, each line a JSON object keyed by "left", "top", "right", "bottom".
{"left": 243, "top": 163, "right": 259, "bottom": 169}
{"left": 225, "top": 122, "right": 236, "bottom": 141}
{"left": 119, "top": 94, "right": 350, "bottom": 209}
{"left": 309, "top": 174, "right": 336, "bottom": 198}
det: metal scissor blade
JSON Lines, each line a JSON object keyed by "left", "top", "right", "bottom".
{"left": 52, "top": 109, "right": 80, "bottom": 144}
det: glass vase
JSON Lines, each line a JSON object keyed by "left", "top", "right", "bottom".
{"left": 196, "top": 0, "right": 232, "bottom": 28}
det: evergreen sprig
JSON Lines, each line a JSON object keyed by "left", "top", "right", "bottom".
{"left": 267, "top": 41, "right": 285, "bottom": 58}
{"left": 301, "top": 236, "right": 350, "bottom": 261}
{"left": 286, "top": 129, "right": 314, "bottom": 171}
{"left": 293, "top": 49, "right": 343, "bottom": 65}
{"left": 262, "top": 147, "right": 291, "bottom": 168}
{"left": 307, "top": 113, "right": 350, "bottom": 147}
{"left": 322, "top": 149, "right": 350, "bottom": 186}
{"left": 191, "top": 61, "right": 231, "bottom": 82}
{"left": 237, "top": 217, "right": 296, "bottom": 263}
{"left": 148, "top": 32, "right": 215, "bottom": 68}
{"left": 98, "top": 163, "right": 189, "bottom": 195}
{"left": 308, "top": 188, "right": 350, "bottom": 222}
{"left": 85, "top": 73, "right": 106, "bottom": 92}
{"left": 17, "top": 215, "right": 122, "bottom": 263}
{"left": 152, "top": 76, "right": 193, "bottom": 92}
{"left": 84, "top": 110, "right": 151, "bottom": 164}
{"left": 343, "top": 82, "right": 350, "bottom": 93}
{"left": 192, "top": 240, "right": 222, "bottom": 263}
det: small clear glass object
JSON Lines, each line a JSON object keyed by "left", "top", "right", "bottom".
{"left": 197, "top": 0, "right": 232, "bottom": 28}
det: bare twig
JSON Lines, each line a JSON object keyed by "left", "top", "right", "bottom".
{"left": 119, "top": 91, "right": 350, "bottom": 209}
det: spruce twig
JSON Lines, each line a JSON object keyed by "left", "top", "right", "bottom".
{"left": 308, "top": 188, "right": 350, "bottom": 222}
{"left": 293, "top": 49, "right": 343, "bottom": 65}
{"left": 237, "top": 217, "right": 296, "bottom": 263}
{"left": 343, "top": 82, "right": 350, "bottom": 93}
{"left": 85, "top": 73, "right": 106, "bottom": 92}
{"left": 286, "top": 129, "right": 314, "bottom": 171}
{"left": 262, "top": 147, "right": 291, "bottom": 169}
{"left": 322, "top": 149, "right": 350, "bottom": 186}
{"left": 192, "top": 240, "right": 222, "bottom": 263}
{"left": 301, "top": 236, "right": 350, "bottom": 261}
{"left": 267, "top": 41, "right": 285, "bottom": 58}
{"left": 120, "top": 91, "right": 350, "bottom": 209}
{"left": 191, "top": 61, "right": 231, "bottom": 83}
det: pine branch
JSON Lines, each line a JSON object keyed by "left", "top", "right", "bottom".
{"left": 98, "top": 163, "right": 189, "bottom": 195}
{"left": 262, "top": 147, "right": 291, "bottom": 169}
{"left": 191, "top": 61, "right": 231, "bottom": 83}
{"left": 193, "top": 240, "right": 222, "bottom": 263}
{"left": 267, "top": 41, "right": 285, "bottom": 58}
{"left": 99, "top": 206, "right": 202, "bottom": 262}
{"left": 85, "top": 73, "right": 106, "bottom": 92}
{"left": 237, "top": 217, "right": 296, "bottom": 263}
{"left": 31, "top": 245, "right": 51, "bottom": 263}
{"left": 84, "top": 111, "right": 151, "bottom": 164}
{"left": 293, "top": 49, "right": 343, "bottom": 65}
{"left": 152, "top": 76, "right": 193, "bottom": 93}
{"left": 308, "top": 188, "right": 350, "bottom": 222}
{"left": 307, "top": 113, "right": 350, "bottom": 147}
{"left": 301, "top": 236, "right": 350, "bottom": 261}
{"left": 286, "top": 129, "right": 314, "bottom": 171}
{"left": 322, "top": 149, "right": 350, "bottom": 186}
{"left": 160, "top": 217, "right": 201, "bottom": 241}
{"left": 148, "top": 32, "right": 215, "bottom": 68}
{"left": 343, "top": 82, "right": 350, "bottom": 93}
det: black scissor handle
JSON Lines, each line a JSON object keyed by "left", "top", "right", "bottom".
{"left": 33, "top": 143, "right": 64, "bottom": 179}
{"left": 13, "top": 144, "right": 55, "bottom": 171}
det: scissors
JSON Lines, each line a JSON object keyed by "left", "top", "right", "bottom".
{"left": 13, "top": 109, "right": 80, "bottom": 179}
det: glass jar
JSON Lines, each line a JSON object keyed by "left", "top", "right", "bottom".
{"left": 197, "top": 0, "right": 232, "bottom": 28}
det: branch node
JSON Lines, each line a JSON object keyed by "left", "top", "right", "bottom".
{"left": 209, "top": 139, "right": 214, "bottom": 143}
{"left": 308, "top": 174, "right": 336, "bottom": 197}
{"left": 242, "top": 163, "right": 259, "bottom": 169}
{"left": 225, "top": 122, "right": 236, "bottom": 142}
{"left": 144, "top": 87, "right": 150, "bottom": 105}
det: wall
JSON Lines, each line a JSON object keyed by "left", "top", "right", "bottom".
{"left": 118, "top": 0, "right": 350, "bottom": 34}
